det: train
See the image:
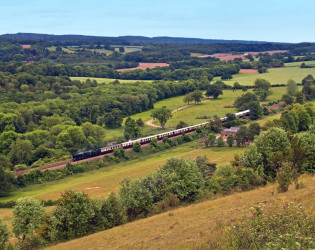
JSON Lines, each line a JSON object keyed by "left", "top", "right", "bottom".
{"left": 72, "top": 109, "right": 250, "bottom": 161}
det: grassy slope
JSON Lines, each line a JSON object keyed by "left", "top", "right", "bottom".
{"left": 47, "top": 175, "right": 315, "bottom": 250}
{"left": 0, "top": 142, "right": 245, "bottom": 202}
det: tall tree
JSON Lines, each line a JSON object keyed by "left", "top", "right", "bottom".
{"left": 286, "top": 79, "right": 298, "bottom": 96}
{"left": 301, "top": 74, "right": 315, "bottom": 86}
{"left": 253, "top": 78, "right": 271, "bottom": 101}
{"left": 206, "top": 84, "right": 223, "bottom": 99}
{"left": 151, "top": 106, "right": 172, "bottom": 129}
{"left": 191, "top": 90, "right": 203, "bottom": 104}
{"left": 13, "top": 197, "right": 45, "bottom": 241}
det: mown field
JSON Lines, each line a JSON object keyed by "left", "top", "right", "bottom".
{"left": 217, "top": 60, "right": 315, "bottom": 86}
{"left": 47, "top": 174, "right": 315, "bottom": 250}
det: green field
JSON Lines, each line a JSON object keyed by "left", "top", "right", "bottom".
{"left": 217, "top": 61, "right": 315, "bottom": 86}
{"left": 47, "top": 46, "right": 76, "bottom": 53}
{"left": 149, "top": 87, "right": 298, "bottom": 127}
{"left": 104, "top": 86, "right": 299, "bottom": 140}
{"left": 70, "top": 77, "right": 152, "bottom": 84}
{"left": 88, "top": 49, "right": 114, "bottom": 56}
{"left": 0, "top": 142, "right": 245, "bottom": 202}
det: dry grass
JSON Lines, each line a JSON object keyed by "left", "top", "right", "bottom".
{"left": 47, "top": 175, "right": 315, "bottom": 250}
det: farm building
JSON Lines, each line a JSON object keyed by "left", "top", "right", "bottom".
{"left": 221, "top": 127, "right": 240, "bottom": 137}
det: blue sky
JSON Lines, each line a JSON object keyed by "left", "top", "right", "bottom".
{"left": 1, "top": 0, "right": 314, "bottom": 43}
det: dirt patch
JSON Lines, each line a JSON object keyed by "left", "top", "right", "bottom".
{"left": 117, "top": 63, "right": 169, "bottom": 72}
{"left": 239, "top": 69, "right": 259, "bottom": 74}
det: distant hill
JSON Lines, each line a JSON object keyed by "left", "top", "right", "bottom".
{"left": 0, "top": 33, "right": 290, "bottom": 45}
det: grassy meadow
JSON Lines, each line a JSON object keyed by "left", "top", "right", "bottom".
{"left": 0, "top": 141, "right": 245, "bottom": 202}
{"left": 104, "top": 85, "right": 300, "bottom": 141}
{"left": 217, "top": 61, "right": 315, "bottom": 86}
{"left": 47, "top": 174, "right": 315, "bottom": 250}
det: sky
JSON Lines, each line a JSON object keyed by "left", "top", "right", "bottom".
{"left": 1, "top": 0, "right": 314, "bottom": 43}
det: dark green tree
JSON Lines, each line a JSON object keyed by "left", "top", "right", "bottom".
{"left": 206, "top": 84, "right": 223, "bottom": 99}
{"left": 151, "top": 106, "right": 172, "bottom": 129}
{"left": 253, "top": 78, "right": 271, "bottom": 101}
{"left": 227, "top": 134, "right": 234, "bottom": 147}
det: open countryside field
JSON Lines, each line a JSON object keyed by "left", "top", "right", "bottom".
{"left": 106, "top": 86, "right": 300, "bottom": 140}
{"left": 47, "top": 175, "right": 315, "bottom": 250}
{"left": 70, "top": 77, "right": 152, "bottom": 84}
{"left": 150, "top": 86, "right": 298, "bottom": 127}
{"left": 0, "top": 142, "right": 245, "bottom": 202}
{"left": 217, "top": 61, "right": 315, "bottom": 86}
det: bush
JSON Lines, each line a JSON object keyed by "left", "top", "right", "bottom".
{"left": 48, "top": 190, "right": 96, "bottom": 241}
{"left": 157, "top": 158, "right": 205, "bottom": 201}
{"left": 208, "top": 164, "right": 238, "bottom": 194}
{"left": 225, "top": 203, "right": 315, "bottom": 249}
{"left": 132, "top": 142, "right": 141, "bottom": 152}
{"left": 0, "top": 216, "right": 10, "bottom": 249}
{"left": 100, "top": 193, "right": 126, "bottom": 229}
{"left": 217, "top": 136, "right": 225, "bottom": 147}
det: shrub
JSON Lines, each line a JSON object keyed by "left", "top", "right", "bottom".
{"left": 48, "top": 190, "right": 96, "bottom": 241}
{"left": 176, "top": 121, "right": 188, "bottom": 129}
{"left": 217, "top": 136, "right": 225, "bottom": 147}
{"left": 157, "top": 158, "right": 205, "bottom": 201}
{"left": 0, "top": 216, "right": 10, "bottom": 249}
{"left": 132, "top": 142, "right": 141, "bottom": 152}
{"left": 225, "top": 203, "right": 315, "bottom": 249}
{"left": 276, "top": 163, "right": 296, "bottom": 193}
{"left": 100, "top": 193, "right": 126, "bottom": 229}
{"left": 208, "top": 164, "right": 238, "bottom": 194}
{"left": 150, "top": 138, "right": 158, "bottom": 148}
{"left": 227, "top": 134, "right": 234, "bottom": 147}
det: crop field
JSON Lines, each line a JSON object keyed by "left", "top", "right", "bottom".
{"left": 0, "top": 142, "right": 245, "bottom": 202}
{"left": 217, "top": 61, "right": 315, "bottom": 86}
{"left": 47, "top": 174, "right": 315, "bottom": 250}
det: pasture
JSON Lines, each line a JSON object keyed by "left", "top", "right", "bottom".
{"left": 106, "top": 86, "right": 300, "bottom": 140}
{"left": 47, "top": 174, "right": 315, "bottom": 249}
{"left": 0, "top": 142, "right": 245, "bottom": 202}
{"left": 218, "top": 61, "right": 315, "bottom": 86}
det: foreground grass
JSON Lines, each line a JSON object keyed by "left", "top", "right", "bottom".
{"left": 46, "top": 175, "right": 315, "bottom": 250}
{"left": 0, "top": 142, "right": 245, "bottom": 202}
